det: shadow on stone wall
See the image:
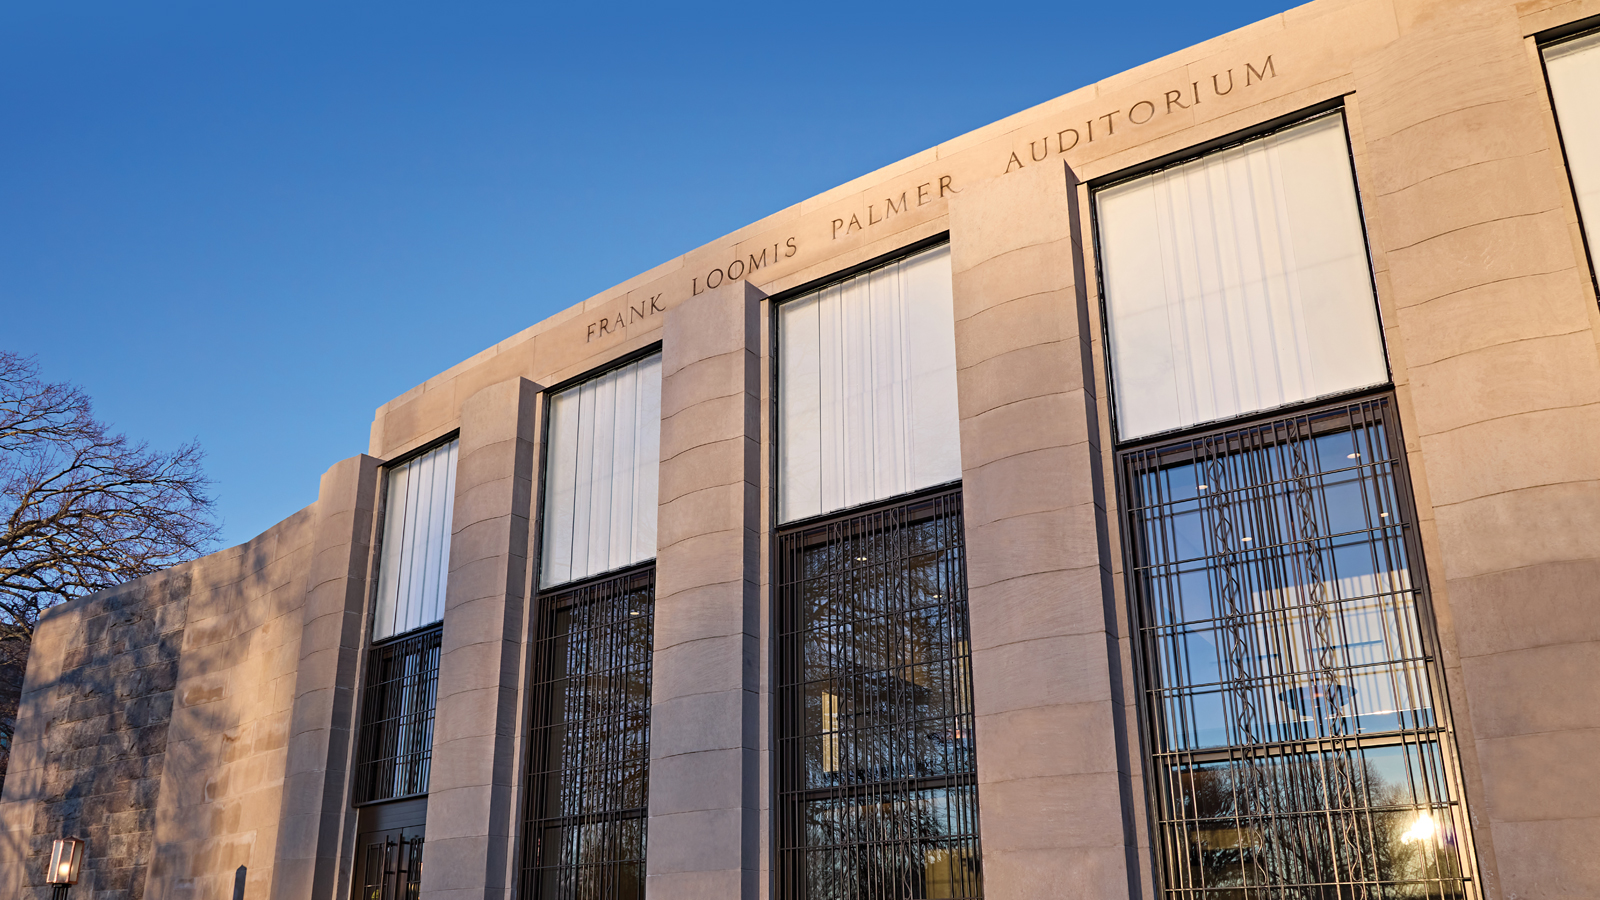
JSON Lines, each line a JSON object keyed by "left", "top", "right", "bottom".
{"left": 0, "top": 502, "right": 318, "bottom": 900}
{"left": 4, "top": 567, "right": 197, "bottom": 899}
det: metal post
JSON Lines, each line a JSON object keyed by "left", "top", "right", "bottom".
{"left": 233, "top": 865, "right": 247, "bottom": 900}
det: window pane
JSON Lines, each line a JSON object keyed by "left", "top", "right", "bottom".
{"left": 1162, "top": 743, "right": 1468, "bottom": 895}
{"left": 1123, "top": 398, "right": 1473, "bottom": 897}
{"left": 777, "top": 490, "right": 983, "bottom": 900}
{"left": 779, "top": 244, "right": 961, "bottom": 523}
{"left": 1546, "top": 32, "right": 1600, "bottom": 272}
{"left": 542, "top": 355, "right": 662, "bottom": 588}
{"left": 802, "top": 787, "right": 983, "bottom": 900}
{"left": 523, "top": 568, "right": 654, "bottom": 900}
{"left": 374, "top": 439, "right": 459, "bottom": 640}
{"left": 1098, "top": 113, "right": 1387, "bottom": 440}
{"left": 353, "top": 627, "right": 442, "bottom": 803}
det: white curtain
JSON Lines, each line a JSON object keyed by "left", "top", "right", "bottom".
{"left": 373, "top": 438, "right": 459, "bottom": 640}
{"left": 1097, "top": 112, "right": 1387, "bottom": 440}
{"left": 541, "top": 353, "right": 662, "bottom": 588}
{"left": 1546, "top": 32, "right": 1600, "bottom": 260}
{"left": 779, "top": 243, "right": 961, "bottom": 523}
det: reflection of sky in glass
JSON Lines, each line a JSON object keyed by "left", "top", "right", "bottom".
{"left": 1133, "top": 424, "right": 1441, "bottom": 750}
{"left": 1129, "top": 404, "right": 1473, "bottom": 898}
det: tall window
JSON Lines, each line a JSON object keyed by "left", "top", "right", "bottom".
{"left": 1098, "top": 114, "right": 1476, "bottom": 897}
{"left": 776, "top": 243, "right": 983, "bottom": 900}
{"left": 1096, "top": 112, "right": 1387, "bottom": 441}
{"left": 352, "top": 437, "right": 458, "bottom": 899}
{"left": 356, "top": 437, "right": 458, "bottom": 795}
{"left": 1544, "top": 30, "right": 1600, "bottom": 283}
{"left": 523, "top": 354, "right": 661, "bottom": 900}
{"left": 1122, "top": 399, "right": 1472, "bottom": 897}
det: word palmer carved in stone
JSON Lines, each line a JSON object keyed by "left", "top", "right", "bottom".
{"left": 830, "top": 175, "right": 959, "bottom": 240}
{"left": 1002, "top": 56, "right": 1280, "bottom": 175}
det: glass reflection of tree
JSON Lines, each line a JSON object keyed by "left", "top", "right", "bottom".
{"left": 531, "top": 573, "right": 653, "bottom": 900}
{"left": 794, "top": 501, "right": 982, "bottom": 900}
{"left": 805, "top": 792, "right": 981, "bottom": 900}
{"left": 802, "top": 519, "right": 973, "bottom": 788}
{"left": 1175, "top": 754, "right": 1466, "bottom": 898}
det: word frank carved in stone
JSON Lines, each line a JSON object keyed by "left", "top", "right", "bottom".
{"left": 832, "top": 176, "right": 958, "bottom": 239}
{"left": 692, "top": 237, "right": 799, "bottom": 295}
{"left": 1003, "top": 56, "right": 1280, "bottom": 175}
{"left": 587, "top": 293, "right": 666, "bottom": 342}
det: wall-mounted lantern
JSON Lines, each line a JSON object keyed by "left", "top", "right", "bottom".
{"left": 46, "top": 837, "right": 84, "bottom": 899}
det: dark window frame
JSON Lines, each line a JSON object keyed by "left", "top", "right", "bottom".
{"left": 1115, "top": 393, "right": 1481, "bottom": 897}
{"left": 518, "top": 346, "right": 668, "bottom": 900}
{"left": 774, "top": 484, "right": 985, "bottom": 900}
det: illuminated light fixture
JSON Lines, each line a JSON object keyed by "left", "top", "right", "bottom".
{"left": 1347, "top": 452, "right": 1360, "bottom": 459}
{"left": 1380, "top": 512, "right": 1389, "bottom": 518}
{"left": 47, "top": 837, "right": 84, "bottom": 898}
{"left": 1400, "top": 812, "right": 1438, "bottom": 845}
{"left": 1241, "top": 536, "right": 1253, "bottom": 542}
{"left": 1198, "top": 484, "right": 1209, "bottom": 490}
{"left": 856, "top": 556, "right": 868, "bottom": 562}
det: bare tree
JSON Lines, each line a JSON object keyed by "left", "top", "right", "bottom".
{"left": 0, "top": 351, "right": 219, "bottom": 789}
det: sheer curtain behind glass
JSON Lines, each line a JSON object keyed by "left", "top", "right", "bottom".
{"left": 541, "top": 354, "right": 662, "bottom": 588}
{"left": 1546, "top": 32, "right": 1600, "bottom": 262}
{"left": 1097, "top": 113, "right": 1387, "bottom": 440}
{"left": 779, "top": 243, "right": 961, "bottom": 523}
{"left": 373, "top": 439, "right": 459, "bottom": 641}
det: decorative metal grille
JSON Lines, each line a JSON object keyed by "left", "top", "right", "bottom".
{"left": 354, "top": 626, "right": 442, "bottom": 804}
{"left": 776, "top": 488, "right": 984, "bottom": 900}
{"left": 521, "top": 565, "right": 655, "bottom": 900}
{"left": 1121, "top": 397, "right": 1474, "bottom": 898}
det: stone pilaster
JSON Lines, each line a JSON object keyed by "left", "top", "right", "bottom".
{"left": 418, "top": 377, "right": 539, "bottom": 900}
{"left": 272, "top": 455, "right": 381, "bottom": 900}
{"left": 645, "top": 279, "right": 763, "bottom": 899}
{"left": 949, "top": 159, "right": 1142, "bottom": 897}
{"left": 1353, "top": 4, "right": 1600, "bottom": 894}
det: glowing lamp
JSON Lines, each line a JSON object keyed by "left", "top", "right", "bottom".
{"left": 46, "top": 838, "right": 84, "bottom": 885}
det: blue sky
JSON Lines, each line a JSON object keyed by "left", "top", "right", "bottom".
{"left": 1, "top": 0, "right": 1290, "bottom": 548}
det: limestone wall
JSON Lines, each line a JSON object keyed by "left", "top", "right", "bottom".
{"left": 0, "top": 567, "right": 189, "bottom": 899}
{"left": 0, "top": 455, "right": 378, "bottom": 900}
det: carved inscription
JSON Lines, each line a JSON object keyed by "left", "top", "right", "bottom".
{"left": 586, "top": 293, "right": 667, "bottom": 342}
{"left": 1002, "top": 56, "right": 1279, "bottom": 175}
{"left": 692, "top": 237, "right": 799, "bottom": 295}
{"left": 832, "top": 175, "right": 958, "bottom": 239}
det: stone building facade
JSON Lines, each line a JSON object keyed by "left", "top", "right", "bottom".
{"left": 4, "top": 0, "right": 1600, "bottom": 897}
